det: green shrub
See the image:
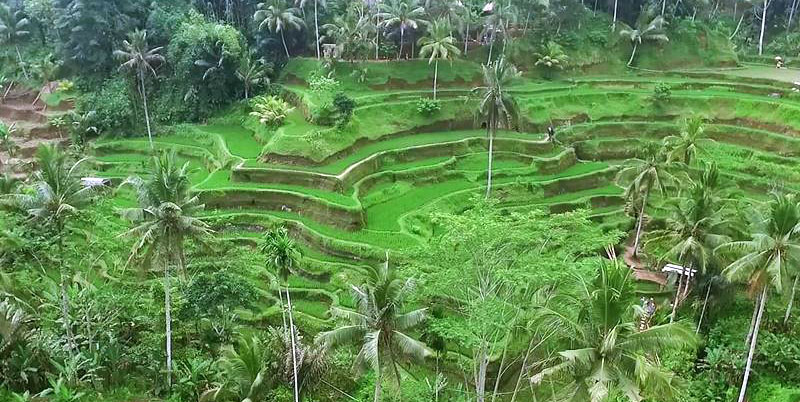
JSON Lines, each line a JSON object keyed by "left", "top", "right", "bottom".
{"left": 652, "top": 82, "right": 672, "bottom": 103}
{"left": 332, "top": 92, "right": 356, "bottom": 127}
{"left": 416, "top": 97, "right": 441, "bottom": 115}
{"left": 249, "top": 95, "right": 294, "bottom": 126}
{"left": 75, "top": 76, "right": 135, "bottom": 135}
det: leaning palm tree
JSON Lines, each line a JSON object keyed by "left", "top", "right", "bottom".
{"left": 532, "top": 260, "right": 696, "bottom": 402}
{"left": 472, "top": 57, "right": 519, "bottom": 199}
{"left": 618, "top": 145, "right": 678, "bottom": 256}
{"left": 716, "top": 193, "right": 800, "bottom": 402}
{"left": 648, "top": 164, "right": 732, "bottom": 323}
{"left": 317, "top": 257, "right": 429, "bottom": 402}
{"left": 418, "top": 19, "right": 460, "bottom": 100}
{"left": 13, "top": 145, "right": 93, "bottom": 351}
{"left": 261, "top": 226, "right": 302, "bottom": 402}
{"left": 378, "top": 0, "right": 428, "bottom": 60}
{"left": 120, "top": 151, "right": 211, "bottom": 390}
{"left": 254, "top": 0, "right": 305, "bottom": 58}
{"left": 619, "top": 12, "right": 669, "bottom": 67}
{"left": 113, "top": 30, "right": 165, "bottom": 150}
{"left": 663, "top": 115, "right": 710, "bottom": 166}
{"left": 0, "top": 4, "right": 31, "bottom": 79}
{"left": 236, "top": 54, "right": 271, "bottom": 100}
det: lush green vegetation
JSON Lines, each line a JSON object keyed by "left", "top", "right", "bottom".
{"left": 4, "top": 0, "right": 800, "bottom": 401}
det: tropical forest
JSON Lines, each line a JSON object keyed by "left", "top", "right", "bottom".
{"left": 4, "top": 0, "right": 800, "bottom": 401}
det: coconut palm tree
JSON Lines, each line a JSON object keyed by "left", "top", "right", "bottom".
{"left": 618, "top": 145, "right": 678, "bottom": 256}
{"left": 663, "top": 115, "right": 711, "bottom": 166}
{"left": 254, "top": 0, "right": 305, "bottom": 59}
{"left": 418, "top": 19, "right": 460, "bottom": 100}
{"left": 648, "top": 164, "right": 732, "bottom": 323}
{"left": 236, "top": 54, "right": 270, "bottom": 100}
{"left": 532, "top": 260, "right": 696, "bottom": 402}
{"left": 296, "top": 0, "right": 326, "bottom": 59}
{"left": 209, "top": 334, "right": 272, "bottom": 402}
{"left": 261, "top": 226, "right": 302, "bottom": 402}
{"left": 13, "top": 145, "right": 94, "bottom": 351}
{"left": 120, "top": 151, "right": 211, "bottom": 390}
{"left": 482, "top": 0, "right": 516, "bottom": 63}
{"left": 716, "top": 193, "right": 800, "bottom": 402}
{"left": 0, "top": 4, "right": 31, "bottom": 79}
{"left": 317, "top": 257, "right": 429, "bottom": 402}
{"left": 113, "top": 30, "right": 165, "bottom": 151}
{"left": 378, "top": 0, "right": 428, "bottom": 60}
{"left": 472, "top": 57, "right": 519, "bottom": 199}
{"left": 619, "top": 13, "right": 669, "bottom": 67}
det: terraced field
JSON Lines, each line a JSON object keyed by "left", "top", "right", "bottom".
{"left": 88, "top": 60, "right": 800, "bottom": 326}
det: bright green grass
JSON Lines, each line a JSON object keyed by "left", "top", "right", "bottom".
{"left": 194, "top": 170, "right": 358, "bottom": 206}
{"left": 454, "top": 152, "right": 531, "bottom": 171}
{"left": 197, "top": 124, "right": 261, "bottom": 159}
{"left": 246, "top": 129, "right": 541, "bottom": 173}
{"left": 365, "top": 162, "right": 610, "bottom": 231}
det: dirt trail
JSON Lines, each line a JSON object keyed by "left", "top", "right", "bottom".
{"left": 0, "top": 84, "right": 71, "bottom": 176}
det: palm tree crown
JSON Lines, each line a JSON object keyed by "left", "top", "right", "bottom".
{"left": 317, "top": 259, "right": 428, "bottom": 402}
{"left": 254, "top": 0, "right": 305, "bottom": 58}
{"left": 533, "top": 260, "right": 696, "bottom": 402}
{"left": 663, "top": 116, "right": 710, "bottom": 165}
{"left": 261, "top": 226, "right": 302, "bottom": 285}
{"left": 378, "top": 0, "right": 428, "bottom": 59}
{"left": 620, "top": 13, "right": 668, "bottom": 67}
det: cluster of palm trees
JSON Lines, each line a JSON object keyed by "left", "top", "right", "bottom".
{"left": 618, "top": 116, "right": 800, "bottom": 402}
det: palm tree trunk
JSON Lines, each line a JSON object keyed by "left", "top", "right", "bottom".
{"left": 286, "top": 288, "right": 300, "bottom": 402}
{"left": 784, "top": 275, "right": 798, "bottom": 324}
{"left": 789, "top": 0, "right": 799, "bottom": 32}
{"left": 485, "top": 122, "right": 495, "bottom": 199}
{"left": 730, "top": 13, "right": 745, "bottom": 40}
{"left": 164, "top": 259, "right": 173, "bottom": 391}
{"left": 632, "top": 188, "right": 649, "bottom": 256}
{"left": 697, "top": 281, "right": 712, "bottom": 333}
{"left": 432, "top": 60, "right": 438, "bottom": 100}
{"left": 745, "top": 294, "right": 759, "bottom": 346}
{"left": 487, "top": 28, "right": 495, "bottom": 63}
{"left": 464, "top": 21, "right": 470, "bottom": 54}
{"left": 278, "top": 284, "right": 287, "bottom": 331}
{"left": 738, "top": 286, "right": 767, "bottom": 402}
{"left": 627, "top": 42, "right": 638, "bottom": 67}
{"left": 373, "top": 366, "right": 382, "bottom": 402}
{"left": 670, "top": 268, "right": 684, "bottom": 323}
{"left": 139, "top": 69, "right": 154, "bottom": 150}
{"left": 314, "top": 0, "right": 321, "bottom": 59}
{"left": 60, "top": 266, "right": 75, "bottom": 349}
{"left": 281, "top": 30, "right": 291, "bottom": 58}
{"left": 15, "top": 45, "right": 28, "bottom": 79}
{"left": 376, "top": 15, "right": 381, "bottom": 60}
{"left": 476, "top": 342, "right": 489, "bottom": 402}
{"left": 612, "top": 0, "right": 619, "bottom": 31}
{"left": 758, "top": 0, "right": 768, "bottom": 55}
{"left": 398, "top": 27, "right": 405, "bottom": 60}
{"left": 56, "top": 226, "right": 75, "bottom": 352}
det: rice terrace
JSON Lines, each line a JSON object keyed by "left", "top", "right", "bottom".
{"left": 3, "top": 0, "right": 800, "bottom": 401}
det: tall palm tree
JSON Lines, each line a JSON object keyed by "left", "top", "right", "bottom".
{"left": 0, "top": 4, "right": 31, "bottom": 79}
{"left": 663, "top": 115, "right": 710, "bottom": 166}
{"left": 296, "top": 0, "right": 326, "bottom": 59}
{"left": 482, "top": 1, "right": 515, "bottom": 63}
{"left": 120, "top": 151, "right": 211, "bottom": 390}
{"left": 472, "top": 57, "right": 519, "bottom": 199}
{"left": 13, "top": 145, "right": 93, "bottom": 351}
{"left": 113, "top": 30, "right": 165, "bottom": 150}
{"left": 378, "top": 0, "right": 428, "bottom": 60}
{"left": 418, "top": 19, "right": 460, "bottom": 100}
{"left": 716, "top": 193, "right": 800, "bottom": 402}
{"left": 618, "top": 145, "right": 677, "bottom": 256}
{"left": 261, "top": 226, "right": 302, "bottom": 402}
{"left": 532, "top": 260, "right": 696, "bottom": 402}
{"left": 619, "top": 13, "right": 669, "bottom": 67}
{"left": 317, "top": 257, "right": 429, "bottom": 402}
{"left": 236, "top": 54, "right": 270, "bottom": 100}
{"left": 648, "top": 163, "right": 731, "bottom": 323}
{"left": 254, "top": 0, "right": 305, "bottom": 59}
